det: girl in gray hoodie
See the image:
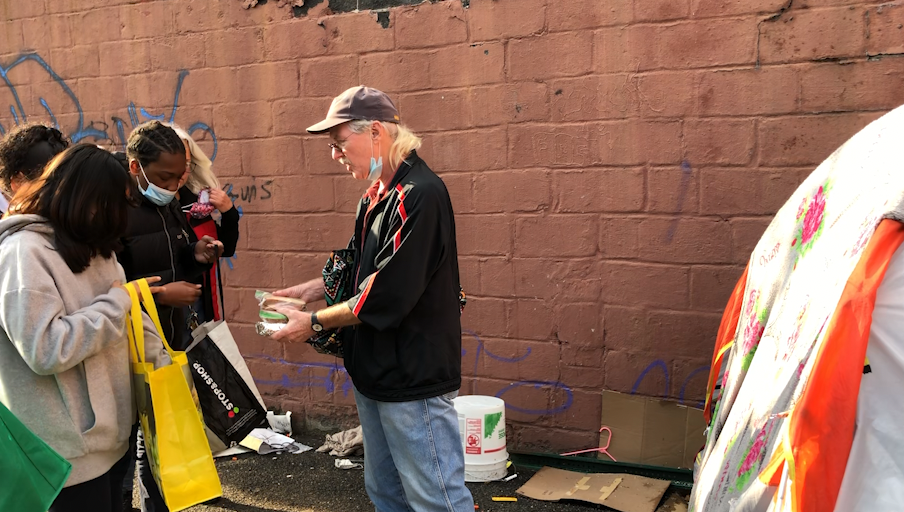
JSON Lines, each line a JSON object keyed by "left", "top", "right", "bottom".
{"left": 0, "top": 144, "right": 168, "bottom": 512}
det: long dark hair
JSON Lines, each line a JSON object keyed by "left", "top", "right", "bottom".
{"left": 10, "top": 144, "right": 139, "bottom": 273}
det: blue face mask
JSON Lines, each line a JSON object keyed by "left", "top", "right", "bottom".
{"left": 136, "top": 161, "right": 176, "bottom": 206}
{"left": 368, "top": 137, "right": 383, "bottom": 181}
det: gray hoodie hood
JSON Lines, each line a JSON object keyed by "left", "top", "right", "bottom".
{"left": 0, "top": 214, "right": 53, "bottom": 245}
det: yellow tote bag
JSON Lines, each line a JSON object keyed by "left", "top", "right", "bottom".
{"left": 126, "top": 279, "right": 222, "bottom": 511}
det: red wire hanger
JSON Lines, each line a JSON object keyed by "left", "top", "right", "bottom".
{"left": 559, "top": 426, "right": 616, "bottom": 462}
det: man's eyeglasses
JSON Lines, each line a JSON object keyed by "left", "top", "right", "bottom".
{"left": 328, "top": 139, "right": 348, "bottom": 153}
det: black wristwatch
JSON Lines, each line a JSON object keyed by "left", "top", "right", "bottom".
{"left": 311, "top": 311, "right": 324, "bottom": 332}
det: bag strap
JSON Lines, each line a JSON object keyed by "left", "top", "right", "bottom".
{"left": 216, "top": 258, "right": 225, "bottom": 320}
{"left": 136, "top": 279, "right": 176, "bottom": 356}
{"left": 126, "top": 284, "right": 144, "bottom": 365}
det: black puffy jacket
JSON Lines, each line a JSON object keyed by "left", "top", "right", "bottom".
{"left": 117, "top": 195, "right": 211, "bottom": 349}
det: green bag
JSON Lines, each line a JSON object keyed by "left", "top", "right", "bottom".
{"left": 0, "top": 401, "right": 72, "bottom": 512}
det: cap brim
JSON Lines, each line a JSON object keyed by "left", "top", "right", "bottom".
{"left": 306, "top": 116, "right": 349, "bottom": 134}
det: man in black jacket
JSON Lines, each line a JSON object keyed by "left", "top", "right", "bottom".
{"left": 272, "top": 87, "right": 473, "bottom": 511}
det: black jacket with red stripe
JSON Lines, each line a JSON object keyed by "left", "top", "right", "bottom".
{"left": 345, "top": 151, "right": 462, "bottom": 402}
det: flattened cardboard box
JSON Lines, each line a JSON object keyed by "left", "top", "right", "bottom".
{"left": 600, "top": 391, "right": 706, "bottom": 469}
{"left": 516, "top": 467, "right": 670, "bottom": 512}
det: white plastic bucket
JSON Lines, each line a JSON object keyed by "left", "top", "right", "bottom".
{"left": 452, "top": 395, "right": 508, "bottom": 482}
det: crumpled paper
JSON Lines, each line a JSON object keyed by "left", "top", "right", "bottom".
{"left": 316, "top": 425, "right": 364, "bottom": 457}
{"left": 334, "top": 458, "right": 364, "bottom": 470}
{"left": 240, "top": 428, "right": 312, "bottom": 455}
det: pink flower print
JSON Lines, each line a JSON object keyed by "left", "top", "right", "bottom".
{"left": 744, "top": 290, "right": 758, "bottom": 317}
{"left": 738, "top": 428, "right": 768, "bottom": 477}
{"left": 800, "top": 186, "right": 826, "bottom": 245}
{"left": 742, "top": 314, "right": 765, "bottom": 355}
{"left": 796, "top": 196, "right": 808, "bottom": 219}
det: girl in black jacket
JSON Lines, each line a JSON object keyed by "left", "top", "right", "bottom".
{"left": 117, "top": 121, "right": 222, "bottom": 349}
{"left": 114, "top": 121, "right": 223, "bottom": 512}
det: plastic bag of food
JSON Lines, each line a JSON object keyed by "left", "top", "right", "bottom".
{"left": 254, "top": 291, "right": 306, "bottom": 336}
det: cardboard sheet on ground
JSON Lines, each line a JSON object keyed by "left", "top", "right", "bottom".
{"left": 516, "top": 467, "right": 670, "bottom": 512}
{"left": 601, "top": 391, "right": 706, "bottom": 469}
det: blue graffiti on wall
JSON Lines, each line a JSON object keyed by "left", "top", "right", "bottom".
{"left": 462, "top": 329, "right": 574, "bottom": 415}
{"left": 252, "top": 354, "right": 353, "bottom": 396}
{"left": 630, "top": 359, "right": 710, "bottom": 407}
{"left": 249, "top": 334, "right": 710, "bottom": 415}
{"left": 1, "top": 52, "right": 234, "bottom": 267}
{"left": 249, "top": 330, "right": 577, "bottom": 416}
{"left": 0, "top": 52, "right": 216, "bottom": 156}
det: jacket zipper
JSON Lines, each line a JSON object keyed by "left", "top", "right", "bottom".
{"left": 157, "top": 207, "right": 179, "bottom": 341}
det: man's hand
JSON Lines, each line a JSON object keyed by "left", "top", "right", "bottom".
{"left": 273, "top": 278, "right": 324, "bottom": 304}
{"left": 153, "top": 281, "right": 202, "bottom": 307}
{"left": 270, "top": 307, "right": 315, "bottom": 343}
{"left": 194, "top": 235, "right": 224, "bottom": 264}
{"left": 208, "top": 188, "right": 234, "bottom": 213}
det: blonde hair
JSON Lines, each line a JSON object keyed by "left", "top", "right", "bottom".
{"left": 166, "top": 123, "right": 220, "bottom": 193}
{"left": 348, "top": 120, "right": 422, "bottom": 172}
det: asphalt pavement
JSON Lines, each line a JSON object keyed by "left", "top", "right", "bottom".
{"left": 133, "top": 430, "right": 688, "bottom": 512}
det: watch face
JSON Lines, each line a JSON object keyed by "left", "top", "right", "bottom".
{"left": 312, "top": 324, "right": 323, "bottom": 332}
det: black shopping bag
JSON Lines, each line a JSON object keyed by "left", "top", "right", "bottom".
{"left": 187, "top": 323, "right": 268, "bottom": 447}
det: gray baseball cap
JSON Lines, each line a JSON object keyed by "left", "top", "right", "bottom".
{"left": 306, "top": 86, "right": 401, "bottom": 134}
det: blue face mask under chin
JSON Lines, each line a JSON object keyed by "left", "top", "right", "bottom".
{"left": 137, "top": 162, "right": 176, "bottom": 206}
{"left": 368, "top": 136, "right": 383, "bottom": 181}
{"left": 368, "top": 156, "right": 383, "bottom": 181}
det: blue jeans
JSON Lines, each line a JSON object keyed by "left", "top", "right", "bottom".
{"left": 354, "top": 388, "right": 474, "bottom": 512}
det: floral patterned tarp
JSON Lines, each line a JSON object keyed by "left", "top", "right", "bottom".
{"left": 690, "top": 105, "right": 904, "bottom": 512}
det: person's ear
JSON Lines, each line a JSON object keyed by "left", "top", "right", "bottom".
{"left": 9, "top": 173, "right": 24, "bottom": 194}
{"left": 183, "top": 139, "right": 192, "bottom": 166}
{"left": 372, "top": 122, "right": 382, "bottom": 140}
{"left": 128, "top": 159, "right": 140, "bottom": 176}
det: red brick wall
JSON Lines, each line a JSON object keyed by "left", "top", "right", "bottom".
{"left": 2, "top": 0, "right": 903, "bottom": 451}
